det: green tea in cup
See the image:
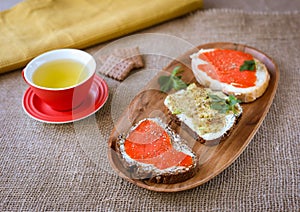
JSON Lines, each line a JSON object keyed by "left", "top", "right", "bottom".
{"left": 23, "top": 49, "right": 96, "bottom": 111}
{"left": 32, "top": 59, "right": 88, "bottom": 89}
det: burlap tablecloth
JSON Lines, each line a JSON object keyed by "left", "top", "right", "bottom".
{"left": 1, "top": 9, "right": 299, "bottom": 211}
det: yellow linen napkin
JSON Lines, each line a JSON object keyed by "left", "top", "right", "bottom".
{"left": 0, "top": 0, "right": 202, "bottom": 73}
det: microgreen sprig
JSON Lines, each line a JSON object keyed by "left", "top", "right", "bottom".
{"left": 158, "top": 66, "right": 188, "bottom": 92}
{"left": 208, "top": 94, "right": 241, "bottom": 115}
{"left": 240, "top": 60, "right": 256, "bottom": 71}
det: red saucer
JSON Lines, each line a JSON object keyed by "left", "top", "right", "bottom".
{"left": 22, "top": 75, "right": 109, "bottom": 124}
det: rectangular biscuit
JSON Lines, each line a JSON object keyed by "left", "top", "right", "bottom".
{"left": 99, "top": 54, "right": 134, "bottom": 81}
{"left": 113, "top": 46, "right": 144, "bottom": 68}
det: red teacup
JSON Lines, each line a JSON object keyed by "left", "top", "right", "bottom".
{"left": 23, "top": 49, "right": 96, "bottom": 111}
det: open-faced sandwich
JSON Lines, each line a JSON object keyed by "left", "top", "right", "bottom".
{"left": 164, "top": 83, "right": 242, "bottom": 144}
{"left": 117, "top": 118, "right": 198, "bottom": 184}
{"left": 190, "top": 48, "right": 270, "bottom": 102}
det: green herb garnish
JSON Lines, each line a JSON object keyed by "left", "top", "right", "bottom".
{"left": 240, "top": 60, "right": 256, "bottom": 71}
{"left": 208, "top": 94, "right": 241, "bottom": 115}
{"left": 158, "top": 66, "right": 188, "bottom": 92}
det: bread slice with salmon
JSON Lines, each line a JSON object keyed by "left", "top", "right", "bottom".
{"left": 116, "top": 118, "right": 198, "bottom": 184}
{"left": 190, "top": 48, "right": 270, "bottom": 103}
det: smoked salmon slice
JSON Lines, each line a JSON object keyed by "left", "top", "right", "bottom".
{"left": 197, "top": 49, "right": 256, "bottom": 88}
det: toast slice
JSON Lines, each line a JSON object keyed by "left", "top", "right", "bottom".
{"left": 190, "top": 49, "right": 270, "bottom": 103}
{"left": 116, "top": 118, "right": 198, "bottom": 184}
{"left": 164, "top": 83, "right": 242, "bottom": 144}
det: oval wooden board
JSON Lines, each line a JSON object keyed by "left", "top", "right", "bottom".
{"left": 108, "top": 42, "right": 279, "bottom": 192}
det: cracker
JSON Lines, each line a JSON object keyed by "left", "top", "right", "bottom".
{"left": 99, "top": 55, "right": 134, "bottom": 81}
{"left": 113, "top": 46, "right": 144, "bottom": 68}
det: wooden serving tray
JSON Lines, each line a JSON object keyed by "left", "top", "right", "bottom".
{"left": 107, "top": 42, "right": 279, "bottom": 192}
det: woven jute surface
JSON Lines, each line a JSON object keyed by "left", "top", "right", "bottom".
{"left": 1, "top": 9, "right": 299, "bottom": 211}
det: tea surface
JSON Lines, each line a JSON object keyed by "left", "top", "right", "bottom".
{"left": 32, "top": 59, "right": 88, "bottom": 88}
